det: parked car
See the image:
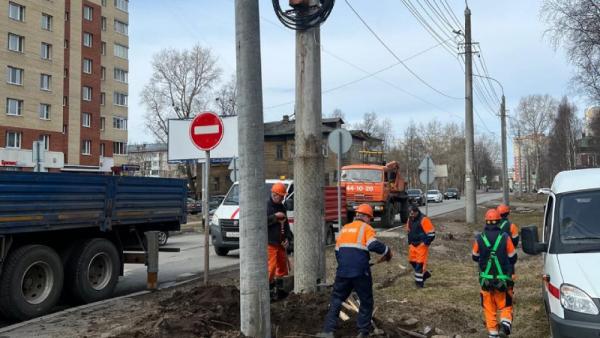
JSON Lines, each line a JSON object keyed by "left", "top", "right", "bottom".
{"left": 444, "top": 187, "right": 460, "bottom": 200}
{"left": 522, "top": 168, "right": 600, "bottom": 338}
{"left": 426, "top": 189, "right": 443, "bottom": 203}
{"left": 187, "top": 198, "right": 202, "bottom": 214}
{"left": 407, "top": 189, "right": 425, "bottom": 206}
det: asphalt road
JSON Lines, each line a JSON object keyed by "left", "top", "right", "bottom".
{"left": 114, "top": 192, "right": 503, "bottom": 295}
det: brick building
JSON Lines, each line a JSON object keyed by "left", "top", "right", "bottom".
{"left": 0, "top": 0, "right": 128, "bottom": 172}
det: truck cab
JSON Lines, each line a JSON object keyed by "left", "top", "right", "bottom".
{"left": 340, "top": 162, "right": 408, "bottom": 227}
{"left": 521, "top": 168, "right": 600, "bottom": 337}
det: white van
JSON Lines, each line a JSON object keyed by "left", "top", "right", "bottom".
{"left": 210, "top": 179, "right": 294, "bottom": 256}
{"left": 522, "top": 168, "right": 600, "bottom": 337}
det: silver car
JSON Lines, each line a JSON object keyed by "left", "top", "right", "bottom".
{"left": 426, "top": 189, "right": 443, "bottom": 203}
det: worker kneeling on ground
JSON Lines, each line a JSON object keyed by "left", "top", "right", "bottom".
{"left": 267, "top": 182, "right": 293, "bottom": 300}
{"left": 472, "top": 209, "right": 517, "bottom": 338}
{"left": 406, "top": 205, "right": 435, "bottom": 288}
{"left": 318, "top": 204, "right": 392, "bottom": 338}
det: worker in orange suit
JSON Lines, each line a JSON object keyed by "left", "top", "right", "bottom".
{"left": 267, "top": 182, "right": 293, "bottom": 300}
{"left": 406, "top": 205, "right": 435, "bottom": 288}
{"left": 318, "top": 204, "right": 392, "bottom": 338}
{"left": 496, "top": 204, "right": 519, "bottom": 247}
{"left": 472, "top": 209, "right": 518, "bottom": 338}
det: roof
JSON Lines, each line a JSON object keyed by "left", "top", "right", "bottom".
{"left": 127, "top": 143, "right": 167, "bottom": 153}
{"left": 551, "top": 168, "right": 600, "bottom": 194}
{"left": 264, "top": 117, "right": 344, "bottom": 137}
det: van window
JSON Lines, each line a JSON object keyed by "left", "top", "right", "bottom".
{"left": 223, "top": 184, "right": 239, "bottom": 205}
{"left": 558, "top": 190, "right": 600, "bottom": 243}
{"left": 543, "top": 196, "right": 553, "bottom": 243}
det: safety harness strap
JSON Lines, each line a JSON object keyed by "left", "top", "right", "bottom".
{"left": 479, "top": 233, "right": 511, "bottom": 284}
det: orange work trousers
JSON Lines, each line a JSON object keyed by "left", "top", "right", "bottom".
{"left": 268, "top": 244, "right": 288, "bottom": 282}
{"left": 480, "top": 288, "right": 513, "bottom": 335}
{"left": 408, "top": 243, "right": 429, "bottom": 270}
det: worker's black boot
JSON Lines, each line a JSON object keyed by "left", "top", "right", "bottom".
{"left": 269, "top": 282, "right": 278, "bottom": 301}
{"left": 423, "top": 270, "right": 431, "bottom": 281}
{"left": 276, "top": 278, "right": 289, "bottom": 299}
{"left": 500, "top": 320, "right": 511, "bottom": 336}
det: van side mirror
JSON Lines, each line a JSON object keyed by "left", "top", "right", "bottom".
{"left": 521, "top": 225, "right": 548, "bottom": 255}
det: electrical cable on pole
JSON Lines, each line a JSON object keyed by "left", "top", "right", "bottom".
{"left": 345, "top": 0, "right": 462, "bottom": 100}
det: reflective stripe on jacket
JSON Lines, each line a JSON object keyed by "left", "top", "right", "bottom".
{"left": 335, "top": 220, "right": 388, "bottom": 278}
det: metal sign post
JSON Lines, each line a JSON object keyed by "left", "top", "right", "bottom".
{"left": 327, "top": 129, "right": 352, "bottom": 232}
{"left": 419, "top": 155, "right": 436, "bottom": 216}
{"left": 189, "top": 111, "right": 224, "bottom": 285}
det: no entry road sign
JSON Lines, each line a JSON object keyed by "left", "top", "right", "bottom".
{"left": 189, "top": 112, "right": 224, "bottom": 151}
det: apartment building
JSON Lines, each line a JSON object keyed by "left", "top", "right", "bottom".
{"left": 0, "top": 0, "right": 128, "bottom": 172}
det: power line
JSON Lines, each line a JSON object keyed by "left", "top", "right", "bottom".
{"left": 440, "top": 0, "right": 464, "bottom": 30}
{"left": 400, "top": 0, "right": 457, "bottom": 57}
{"left": 345, "top": 0, "right": 462, "bottom": 100}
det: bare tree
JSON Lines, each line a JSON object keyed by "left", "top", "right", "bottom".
{"left": 214, "top": 75, "right": 237, "bottom": 116}
{"left": 541, "top": 0, "right": 600, "bottom": 101}
{"left": 140, "top": 44, "right": 222, "bottom": 195}
{"left": 547, "top": 96, "right": 580, "bottom": 179}
{"left": 354, "top": 112, "right": 395, "bottom": 153}
{"left": 513, "top": 95, "right": 557, "bottom": 189}
{"left": 328, "top": 108, "right": 346, "bottom": 120}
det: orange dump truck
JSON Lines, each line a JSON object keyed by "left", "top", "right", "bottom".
{"left": 340, "top": 161, "right": 409, "bottom": 228}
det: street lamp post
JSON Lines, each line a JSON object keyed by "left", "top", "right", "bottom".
{"left": 473, "top": 74, "right": 509, "bottom": 205}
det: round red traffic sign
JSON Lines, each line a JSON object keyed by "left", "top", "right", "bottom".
{"left": 189, "top": 112, "right": 224, "bottom": 151}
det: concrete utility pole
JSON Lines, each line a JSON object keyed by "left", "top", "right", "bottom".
{"left": 464, "top": 6, "right": 477, "bottom": 223}
{"left": 294, "top": 0, "right": 325, "bottom": 293}
{"left": 235, "top": 1, "right": 270, "bottom": 336}
{"left": 500, "top": 95, "right": 509, "bottom": 205}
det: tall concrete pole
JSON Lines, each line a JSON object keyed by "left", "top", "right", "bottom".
{"left": 235, "top": 1, "right": 270, "bottom": 336}
{"left": 294, "top": 0, "right": 325, "bottom": 293}
{"left": 464, "top": 6, "right": 477, "bottom": 223}
{"left": 500, "top": 95, "right": 509, "bottom": 205}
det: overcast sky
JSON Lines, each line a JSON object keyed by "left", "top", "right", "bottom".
{"left": 128, "top": 0, "right": 589, "bottom": 167}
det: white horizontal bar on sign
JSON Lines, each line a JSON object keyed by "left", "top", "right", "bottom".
{"left": 194, "top": 125, "right": 219, "bottom": 135}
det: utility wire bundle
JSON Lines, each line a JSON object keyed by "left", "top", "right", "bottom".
{"left": 272, "top": 0, "right": 334, "bottom": 31}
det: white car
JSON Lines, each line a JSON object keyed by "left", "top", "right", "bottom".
{"left": 522, "top": 168, "right": 600, "bottom": 337}
{"left": 426, "top": 189, "right": 443, "bottom": 203}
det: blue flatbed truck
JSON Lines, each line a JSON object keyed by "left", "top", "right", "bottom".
{"left": 0, "top": 172, "right": 187, "bottom": 320}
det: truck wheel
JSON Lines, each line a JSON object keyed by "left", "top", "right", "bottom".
{"left": 158, "top": 231, "right": 169, "bottom": 246}
{"left": 400, "top": 200, "right": 409, "bottom": 224}
{"left": 325, "top": 225, "right": 335, "bottom": 245}
{"left": 65, "top": 239, "right": 119, "bottom": 304}
{"left": 214, "top": 246, "right": 229, "bottom": 256}
{"left": 0, "top": 245, "right": 63, "bottom": 321}
{"left": 381, "top": 201, "right": 393, "bottom": 228}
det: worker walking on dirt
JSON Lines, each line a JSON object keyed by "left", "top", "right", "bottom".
{"left": 267, "top": 182, "right": 293, "bottom": 300}
{"left": 472, "top": 209, "right": 518, "bottom": 338}
{"left": 318, "top": 204, "right": 392, "bottom": 338}
{"left": 406, "top": 205, "right": 435, "bottom": 288}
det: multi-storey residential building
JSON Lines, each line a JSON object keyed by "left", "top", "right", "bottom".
{"left": 0, "top": 0, "right": 128, "bottom": 172}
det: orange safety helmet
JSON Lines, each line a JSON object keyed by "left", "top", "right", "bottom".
{"left": 497, "top": 204, "right": 510, "bottom": 216}
{"left": 356, "top": 204, "right": 374, "bottom": 218}
{"left": 271, "top": 182, "right": 287, "bottom": 196}
{"left": 485, "top": 209, "right": 501, "bottom": 222}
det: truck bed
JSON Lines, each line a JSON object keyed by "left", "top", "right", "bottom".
{"left": 0, "top": 172, "right": 187, "bottom": 234}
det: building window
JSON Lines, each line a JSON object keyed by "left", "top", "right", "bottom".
{"left": 41, "top": 13, "right": 52, "bottom": 30}
{"left": 114, "top": 19, "right": 128, "bottom": 35}
{"left": 100, "top": 92, "right": 105, "bottom": 105}
{"left": 6, "top": 131, "right": 21, "bottom": 149}
{"left": 83, "top": 6, "right": 93, "bottom": 20}
{"left": 82, "top": 86, "right": 92, "bottom": 101}
{"left": 82, "top": 140, "right": 91, "bottom": 155}
{"left": 113, "top": 142, "right": 126, "bottom": 155}
{"left": 101, "top": 66, "right": 106, "bottom": 80}
{"left": 8, "top": 2, "right": 25, "bottom": 22}
{"left": 114, "top": 68, "right": 128, "bottom": 83}
{"left": 100, "top": 116, "right": 105, "bottom": 130}
{"left": 113, "top": 116, "right": 127, "bottom": 130}
{"left": 64, "top": 39, "right": 68, "bottom": 48}
{"left": 113, "top": 44, "right": 128, "bottom": 59}
{"left": 40, "top": 42, "right": 52, "bottom": 60}
{"left": 83, "top": 58, "right": 92, "bottom": 74}
{"left": 101, "top": 41, "right": 106, "bottom": 55}
{"left": 276, "top": 144, "right": 284, "bottom": 160}
{"left": 40, "top": 73, "right": 51, "bottom": 90}
{"left": 114, "top": 0, "right": 128, "bottom": 12}
{"left": 8, "top": 33, "right": 24, "bottom": 52}
{"left": 83, "top": 32, "right": 92, "bottom": 47}
{"left": 6, "top": 98, "right": 23, "bottom": 116}
{"left": 113, "top": 92, "right": 128, "bottom": 106}
{"left": 101, "top": 16, "right": 106, "bottom": 31}
{"left": 63, "top": 96, "right": 68, "bottom": 106}
{"left": 82, "top": 112, "right": 91, "bottom": 127}
{"left": 100, "top": 143, "right": 105, "bottom": 156}
{"left": 65, "top": 10, "right": 69, "bottom": 22}
{"left": 7, "top": 66, "right": 24, "bottom": 85}
{"left": 39, "top": 134, "right": 50, "bottom": 150}
{"left": 102, "top": 0, "right": 107, "bottom": 6}
{"left": 39, "top": 103, "right": 50, "bottom": 119}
